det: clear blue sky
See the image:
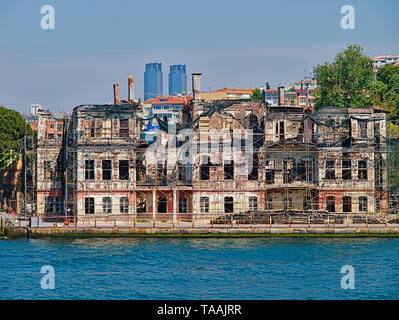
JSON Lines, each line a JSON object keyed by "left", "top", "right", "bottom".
{"left": 0, "top": 0, "right": 398, "bottom": 113}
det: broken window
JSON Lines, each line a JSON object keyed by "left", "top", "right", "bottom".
{"left": 85, "top": 160, "right": 95, "bottom": 180}
{"left": 343, "top": 196, "right": 352, "bottom": 213}
{"left": 276, "top": 121, "right": 285, "bottom": 140}
{"left": 119, "top": 160, "right": 129, "bottom": 180}
{"left": 103, "top": 197, "right": 112, "bottom": 214}
{"left": 342, "top": 158, "right": 352, "bottom": 180}
{"left": 158, "top": 197, "right": 167, "bottom": 213}
{"left": 102, "top": 160, "right": 112, "bottom": 180}
{"left": 44, "top": 161, "right": 53, "bottom": 180}
{"left": 85, "top": 197, "right": 95, "bottom": 214}
{"left": 178, "top": 163, "right": 185, "bottom": 181}
{"left": 294, "top": 160, "right": 306, "bottom": 182}
{"left": 224, "top": 197, "right": 234, "bottom": 213}
{"left": 358, "top": 160, "right": 367, "bottom": 180}
{"left": 224, "top": 160, "right": 234, "bottom": 180}
{"left": 283, "top": 159, "right": 294, "bottom": 183}
{"left": 179, "top": 198, "right": 188, "bottom": 213}
{"left": 359, "top": 121, "right": 367, "bottom": 138}
{"left": 136, "top": 197, "right": 146, "bottom": 213}
{"left": 265, "top": 160, "right": 275, "bottom": 184}
{"left": 136, "top": 160, "right": 146, "bottom": 181}
{"left": 249, "top": 197, "right": 258, "bottom": 211}
{"left": 87, "top": 119, "right": 96, "bottom": 138}
{"left": 45, "top": 197, "right": 54, "bottom": 214}
{"left": 120, "top": 197, "right": 129, "bottom": 214}
{"left": 200, "top": 156, "right": 210, "bottom": 181}
{"left": 119, "top": 119, "right": 129, "bottom": 138}
{"left": 201, "top": 197, "right": 209, "bottom": 213}
{"left": 325, "top": 160, "right": 335, "bottom": 180}
{"left": 326, "top": 196, "right": 335, "bottom": 212}
{"left": 248, "top": 153, "right": 258, "bottom": 181}
{"left": 359, "top": 196, "right": 367, "bottom": 212}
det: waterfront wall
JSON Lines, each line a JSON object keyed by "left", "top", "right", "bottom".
{"left": 5, "top": 226, "right": 399, "bottom": 238}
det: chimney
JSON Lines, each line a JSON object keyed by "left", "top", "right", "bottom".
{"left": 113, "top": 84, "right": 120, "bottom": 105}
{"left": 128, "top": 76, "right": 134, "bottom": 102}
{"left": 278, "top": 86, "right": 285, "bottom": 106}
{"left": 192, "top": 73, "right": 202, "bottom": 100}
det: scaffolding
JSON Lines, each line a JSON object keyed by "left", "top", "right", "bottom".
{"left": 25, "top": 100, "right": 399, "bottom": 225}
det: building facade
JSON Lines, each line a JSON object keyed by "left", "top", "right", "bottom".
{"left": 144, "top": 63, "right": 163, "bottom": 101}
{"left": 169, "top": 64, "right": 187, "bottom": 96}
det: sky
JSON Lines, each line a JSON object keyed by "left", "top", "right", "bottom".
{"left": 0, "top": 0, "right": 398, "bottom": 113}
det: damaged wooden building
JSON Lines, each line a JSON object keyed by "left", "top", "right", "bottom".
{"left": 35, "top": 74, "right": 389, "bottom": 218}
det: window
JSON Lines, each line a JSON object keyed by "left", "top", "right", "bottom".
{"left": 303, "top": 196, "right": 311, "bottom": 211}
{"left": 120, "top": 197, "right": 129, "bottom": 214}
{"left": 158, "top": 197, "right": 167, "bottom": 213}
{"left": 44, "top": 161, "right": 53, "bottom": 180}
{"left": 136, "top": 198, "right": 146, "bottom": 213}
{"left": 342, "top": 158, "right": 352, "bottom": 180}
{"left": 136, "top": 160, "right": 146, "bottom": 181}
{"left": 87, "top": 119, "right": 96, "bottom": 138}
{"left": 85, "top": 160, "right": 95, "bottom": 180}
{"left": 45, "top": 197, "right": 54, "bottom": 214}
{"left": 266, "top": 160, "right": 275, "bottom": 184}
{"left": 248, "top": 154, "right": 258, "bottom": 180}
{"left": 326, "top": 196, "right": 335, "bottom": 213}
{"left": 85, "top": 197, "right": 95, "bottom": 214}
{"left": 283, "top": 159, "right": 294, "bottom": 183}
{"left": 103, "top": 197, "right": 112, "bottom": 214}
{"left": 119, "top": 119, "right": 129, "bottom": 138}
{"left": 224, "top": 197, "right": 234, "bottom": 213}
{"left": 119, "top": 160, "right": 129, "bottom": 180}
{"left": 179, "top": 198, "right": 188, "bottom": 213}
{"left": 326, "top": 160, "right": 335, "bottom": 180}
{"left": 343, "top": 196, "right": 352, "bottom": 213}
{"left": 224, "top": 160, "right": 234, "bottom": 180}
{"left": 284, "top": 196, "right": 293, "bottom": 211}
{"left": 359, "top": 196, "right": 367, "bottom": 212}
{"left": 201, "top": 197, "right": 209, "bottom": 213}
{"left": 200, "top": 156, "right": 210, "bottom": 180}
{"left": 102, "top": 160, "right": 112, "bottom": 180}
{"left": 276, "top": 121, "right": 284, "bottom": 140}
{"left": 359, "top": 121, "right": 367, "bottom": 138}
{"left": 55, "top": 197, "right": 63, "bottom": 214}
{"left": 249, "top": 197, "right": 258, "bottom": 211}
{"left": 358, "top": 160, "right": 367, "bottom": 180}
{"left": 267, "top": 196, "right": 273, "bottom": 210}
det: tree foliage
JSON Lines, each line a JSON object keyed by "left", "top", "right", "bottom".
{"left": 313, "top": 44, "right": 374, "bottom": 108}
{"left": 250, "top": 88, "right": 262, "bottom": 101}
{"left": 0, "top": 107, "right": 34, "bottom": 171}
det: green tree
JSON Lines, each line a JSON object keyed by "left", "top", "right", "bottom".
{"left": 377, "top": 64, "right": 399, "bottom": 87}
{"left": 313, "top": 44, "right": 374, "bottom": 108}
{"left": 0, "top": 107, "right": 33, "bottom": 171}
{"left": 250, "top": 88, "right": 262, "bottom": 101}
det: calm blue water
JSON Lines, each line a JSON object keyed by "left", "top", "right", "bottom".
{"left": 0, "top": 237, "right": 398, "bottom": 299}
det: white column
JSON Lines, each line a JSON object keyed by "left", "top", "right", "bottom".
{"left": 152, "top": 190, "right": 156, "bottom": 222}
{"left": 173, "top": 190, "right": 177, "bottom": 223}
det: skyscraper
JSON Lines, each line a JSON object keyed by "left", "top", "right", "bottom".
{"left": 168, "top": 64, "right": 187, "bottom": 96}
{"left": 144, "top": 63, "right": 163, "bottom": 101}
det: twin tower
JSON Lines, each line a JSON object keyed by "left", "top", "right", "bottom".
{"left": 144, "top": 63, "right": 187, "bottom": 101}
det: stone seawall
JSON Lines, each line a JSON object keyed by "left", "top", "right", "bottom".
{"left": 5, "top": 227, "right": 399, "bottom": 238}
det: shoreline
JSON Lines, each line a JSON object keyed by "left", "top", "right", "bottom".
{"left": 5, "top": 226, "right": 399, "bottom": 239}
